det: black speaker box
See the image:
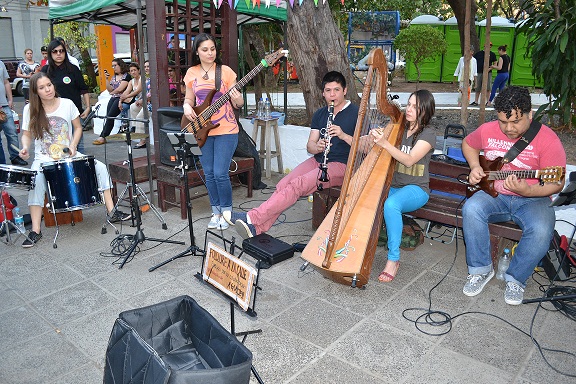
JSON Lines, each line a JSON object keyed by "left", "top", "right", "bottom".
{"left": 242, "top": 234, "right": 294, "bottom": 269}
{"left": 157, "top": 106, "right": 185, "bottom": 166}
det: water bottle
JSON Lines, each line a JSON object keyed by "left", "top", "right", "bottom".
{"left": 264, "top": 98, "right": 271, "bottom": 120}
{"left": 13, "top": 207, "right": 25, "bottom": 233}
{"left": 257, "top": 97, "right": 264, "bottom": 119}
{"left": 495, "top": 248, "right": 511, "bottom": 280}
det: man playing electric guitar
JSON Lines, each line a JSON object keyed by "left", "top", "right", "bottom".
{"left": 461, "top": 86, "right": 566, "bottom": 305}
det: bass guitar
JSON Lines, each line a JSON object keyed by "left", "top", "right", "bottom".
{"left": 466, "top": 155, "right": 565, "bottom": 198}
{"left": 180, "top": 48, "right": 288, "bottom": 147}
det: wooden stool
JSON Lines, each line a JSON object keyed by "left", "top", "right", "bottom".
{"left": 252, "top": 118, "right": 283, "bottom": 178}
{"left": 109, "top": 156, "right": 156, "bottom": 202}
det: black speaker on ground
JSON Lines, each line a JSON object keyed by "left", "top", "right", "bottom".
{"left": 157, "top": 106, "right": 186, "bottom": 166}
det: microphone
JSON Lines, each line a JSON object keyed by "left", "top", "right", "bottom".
{"left": 82, "top": 104, "right": 101, "bottom": 129}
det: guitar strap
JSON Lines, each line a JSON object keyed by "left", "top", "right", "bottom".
{"left": 215, "top": 63, "right": 222, "bottom": 93}
{"left": 501, "top": 119, "right": 542, "bottom": 164}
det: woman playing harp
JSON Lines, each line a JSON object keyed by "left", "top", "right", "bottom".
{"left": 371, "top": 90, "right": 436, "bottom": 282}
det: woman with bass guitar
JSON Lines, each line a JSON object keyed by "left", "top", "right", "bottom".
{"left": 182, "top": 33, "right": 243, "bottom": 230}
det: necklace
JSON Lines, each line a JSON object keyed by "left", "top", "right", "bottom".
{"left": 200, "top": 62, "right": 214, "bottom": 80}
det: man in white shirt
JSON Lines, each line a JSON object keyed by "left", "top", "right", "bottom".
{"left": 454, "top": 45, "right": 477, "bottom": 106}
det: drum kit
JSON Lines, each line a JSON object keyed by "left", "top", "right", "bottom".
{"left": 0, "top": 164, "right": 36, "bottom": 244}
{"left": 0, "top": 155, "right": 105, "bottom": 247}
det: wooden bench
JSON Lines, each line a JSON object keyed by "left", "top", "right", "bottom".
{"left": 108, "top": 156, "right": 156, "bottom": 202}
{"left": 312, "top": 159, "right": 523, "bottom": 264}
{"left": 157, "top": 157, "right": 254, "bottom": 219}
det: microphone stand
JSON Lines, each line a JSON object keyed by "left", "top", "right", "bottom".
{"left": 149, "top": 133, "right": 204, "bottom": 271}
{"left": 97, "top": 115, "right": 184, "bottom": 269}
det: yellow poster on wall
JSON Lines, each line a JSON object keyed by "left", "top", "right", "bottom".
{"left": 95, "top": 25, "right": 114, "bottom": 91}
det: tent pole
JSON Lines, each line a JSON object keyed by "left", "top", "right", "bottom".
{"left": 283, "top": 21, "right": 288, "bottom": 120}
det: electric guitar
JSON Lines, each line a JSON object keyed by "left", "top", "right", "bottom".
{"left": 180, "top": 48, "right": 289, "bottom": 147}
{"left": 466, "top": 155, "right": 565, "bottom": 198}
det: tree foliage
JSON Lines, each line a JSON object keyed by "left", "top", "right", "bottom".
{"left": 518, "top": 0, "right": 576, "bottom": 128}
{"left": 393, "top": 25, "right": 447, "bottom": 86}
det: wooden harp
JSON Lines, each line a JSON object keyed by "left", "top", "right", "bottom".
{"left": 301, "top": 48, "right": 405, "bottom": 288}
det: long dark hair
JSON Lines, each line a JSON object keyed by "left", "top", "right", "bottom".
{"left": 46, "top": 39, "right": 74, "bottom": 77}
{"left": 112, "top": 58, "right": 128, "bottom": 74}
{"left": 28, "top": 72, "right": 55, "bottom": 139}
{"left": 191, "top": 33, "right": 222, "bottom": 66}
{"left": 408, "top": 89, "right": 435, "bottom": 146}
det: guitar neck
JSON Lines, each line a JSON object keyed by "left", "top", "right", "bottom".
{"left": 487, "top": 169, "right": 540, "bottom": 180}
{"left": 201, "top": 62, "right": 266, "bottom": 120}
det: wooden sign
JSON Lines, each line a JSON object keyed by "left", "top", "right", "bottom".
{"left": 203, "top": 242, "right": 257, "bottom": 311}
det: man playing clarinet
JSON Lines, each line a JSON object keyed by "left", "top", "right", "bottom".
{"left": 224, "top": 71, "right": 359, "bottom": 238}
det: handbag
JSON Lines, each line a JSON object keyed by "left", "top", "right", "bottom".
{"left": 378, "top": 215, "right": 425, "bottom": 251}
{"left": 0, "top": 109, "right": 7, "bottom": 123}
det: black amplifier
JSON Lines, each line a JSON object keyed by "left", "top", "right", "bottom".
{"left": 242, "top": 234, "right": 294, "bottom": 269}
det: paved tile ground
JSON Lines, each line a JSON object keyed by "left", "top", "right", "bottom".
{"left": 1, "top": 98, "right": 575, "bottom": 383}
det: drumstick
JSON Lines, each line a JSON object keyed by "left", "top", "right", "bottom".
{"left": 10, "top": 144, "right": 21, "bottom": 153}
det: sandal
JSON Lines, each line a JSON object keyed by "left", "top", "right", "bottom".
{"left": 93, "top": 137, "right": 106, "bottom": 145}
{"left": 378, "top": 260, "right": 400, "bottom": 283}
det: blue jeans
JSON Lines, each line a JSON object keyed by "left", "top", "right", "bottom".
{"left": 1, "top": 106, "right": 20, "bottom": 161}
{"left": 462, "top": 191, "right": 555, "bottom": 287}
{"left": 489, "top": 72, "right": 509, "bottom": 102}
{"left": 198, "top": 134, "right": 238, "bottom": 214}
{"left": 384, "top": 185, "right": 430, "bottom": 262}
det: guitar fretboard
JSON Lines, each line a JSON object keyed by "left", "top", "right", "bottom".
{"left": 487, "top": 170, "right": 539, "bottom": 180}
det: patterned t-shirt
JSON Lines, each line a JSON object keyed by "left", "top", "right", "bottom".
{"left": 18, "top": 61, "right": 41, "bottom": 89}
{"left": 391, "top": 126, "right": 436, "bottom": 194}
{"left": 23, "top": 98, "right": 79, "bottom": 162}
{"left": 182, "top": 64, "right": 239, "bottom": 136}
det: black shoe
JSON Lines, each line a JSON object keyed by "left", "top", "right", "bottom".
{"left": 22, "top": 231, "right": 42, "bottom": 248}
{"left": 469, "top": 101, "right": 478, "bottom": 106}
{"left": 11, "top": 156, "right": 28, "bottom": 166}
{"left": 108, "top": 210, "right": 132, "bottom": 223}
{"left": 134, "top": 143, "right": 147, "bottom": 149}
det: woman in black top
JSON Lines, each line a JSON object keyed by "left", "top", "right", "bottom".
{"left": 41, "top": 39, "right": 90, "bottom": 152}
{"left": 487, "top": 45, "right": 510, "bottom": 106}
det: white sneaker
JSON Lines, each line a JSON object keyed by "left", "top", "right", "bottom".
{"left": 208, "top": 214, "right": 221, "bottom": 229}
{"left": 217, "top": 215, "right": 229, "bottom": 230}
{"left": 504, "top": 281, "right": 525, "bottom": 305}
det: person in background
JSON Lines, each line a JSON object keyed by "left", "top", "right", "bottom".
{"left": 223, "top": 71, "right": 358, "bottom": 238}
{"left": 454, "top": 45, "right": 477, "bottom": 107}
{"left": 18, "top": 73, "right": 131, "bottom": 248}
{"left": 182, "top": 33, "right": 243, "bottom": 230}
{"left": 130, "top": 60, "right": 150, "bottom": 149}
{"left": 54, "top": 37, "right": 80, "bottom": 70}
{"left": 471, "top": 42, "right": 497, "bottom": 106}
{"left": 40, "top": 46, "right": 49, "bottom": 67}
{"left": 461, "top": 86, "right": 565, "bottom": 305}
{"left": 370, "top": 90, "right": 436, "bottom": 282}
{"left": 41, "top": 39, "right": 90, "bottom": 153}
{"left": 118, "top": 62, "right": 141, "bottom": 119}
{"left": 487, "top": 45, "right": 511, "bottom": 107}
{"left": 0, "top": 60, "right": 27, "bottom": 165}
{"left": 93, "top": 58, "right": 131, "bottom": 145}
{"left": 16, "top": 48, "right": 41, "bottom": 104}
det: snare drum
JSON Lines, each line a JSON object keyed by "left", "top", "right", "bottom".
{"left": 0, "top": 164, "right": 36, "bottom": 190}
{"left": 42, "top": 156, "right": 103, "bottom": 212}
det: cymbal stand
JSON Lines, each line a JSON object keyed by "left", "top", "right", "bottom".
{"left": 149, "top": 133, "right": 204, "bottom": 272}
{"left": 0, "top": 186, "right": 33, "bottom": 245}
{"left": 97, "top": 116, "right": 184, "bottom": 269}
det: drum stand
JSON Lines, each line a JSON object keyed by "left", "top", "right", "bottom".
{"left": 149, "top": 133, "right": 204, "bottom": 272}
{"left": 0, "top": 187, "right": 33, "bottom": 245}
{"left": 101, "top": 116, "right": 184, "bottom": 269}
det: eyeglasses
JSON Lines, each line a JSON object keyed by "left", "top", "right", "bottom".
{"left": 52, "top": 49, "right": 65, "bottom": 54}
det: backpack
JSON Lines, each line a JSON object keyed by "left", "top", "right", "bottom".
{"left": 378, "top": 215, "right": 424, "bottom": 251}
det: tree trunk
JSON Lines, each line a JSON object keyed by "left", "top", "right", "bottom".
{"left": 287, "top": 2, "right": 360, "bottom": 124}
{"left": 80, "top": 48, "right": 97, "bottom": 92}
{"left": 447, "top": 0, "right": 480, "bottom": 55}
{"left": 242, "top": 27, "right": 263, "bottom": 103}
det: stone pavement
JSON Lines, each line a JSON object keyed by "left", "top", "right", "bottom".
{"left": 0, "top": 99, "right": 575, "bottom": 383}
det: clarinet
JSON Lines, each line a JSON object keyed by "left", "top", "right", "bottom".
{"left": 318, "top": 101, "right": 334, "bottom": 185}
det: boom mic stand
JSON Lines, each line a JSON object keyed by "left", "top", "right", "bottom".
{"left": 149, "top": 133, "right": 204, "bottom": 272}
{"left": 96, "top": 114, "right": 185, "bottom": 269}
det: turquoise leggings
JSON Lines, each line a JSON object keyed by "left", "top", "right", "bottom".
{"left": 383, "top": 185, "right": 429, "bottom": 261}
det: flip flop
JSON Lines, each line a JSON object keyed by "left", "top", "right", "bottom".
{"left": 378, "top": 261, "right": 400, "bottom": 283}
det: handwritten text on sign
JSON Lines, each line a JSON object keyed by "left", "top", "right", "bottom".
{"left": 203, "top": 242, "right": 257, "bottom": 311}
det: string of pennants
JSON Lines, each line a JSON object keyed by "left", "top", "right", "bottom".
{"left": 215, "top": 0, "right": 344, "bottom": 8}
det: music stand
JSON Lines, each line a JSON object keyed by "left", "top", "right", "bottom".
{"left": 149, "top": 133, "right": 204, "bottom": 271}
{"left": 523, "top": 171, "right": 576, "bottom": 304}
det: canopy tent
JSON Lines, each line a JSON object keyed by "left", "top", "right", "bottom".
{"left": 49, "top": 0, "right": 287, "bottom": 27}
